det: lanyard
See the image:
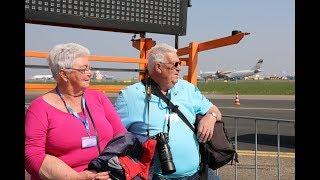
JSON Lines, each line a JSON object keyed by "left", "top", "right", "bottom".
{"left": 55, "top": 87, "right": 91, "bottom": 136}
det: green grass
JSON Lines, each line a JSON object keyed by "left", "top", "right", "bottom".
{"left": 25, "top": 80, "right": 295, "bottom": 95}
{"left": 197, "top": 80, "right": 295, "bottom": 95}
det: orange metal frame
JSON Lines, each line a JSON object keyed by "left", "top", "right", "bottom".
{"left": 25, "top": 32, "right": 249, "bottom": 93}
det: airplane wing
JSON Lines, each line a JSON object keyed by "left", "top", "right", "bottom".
{"left": 216, "top": 70, "right": 233, "bottom": 78}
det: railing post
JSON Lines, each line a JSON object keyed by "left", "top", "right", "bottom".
{"left": 235, "top": 117, "right": 238, "bottom": 180}
{"left": 277, "top": 121, "right": 281, "bottom": 180}
{"left": 255, "top": 119, "right": 258, "bottom": 180}
{"left": 132, "top": 36, "right": 156, "bottom": 81}
{"left": 188, "top": 42, "right": 199, "bottom": 86}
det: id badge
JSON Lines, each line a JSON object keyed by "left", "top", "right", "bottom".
{"left": 82, "top": 136, "right": 97, "bottom": 148}
{"left": 165, "top": 113, "right": 179, "bottom": 122}
{"left": 169, "top": 113, "right": 179, "bottom": 122}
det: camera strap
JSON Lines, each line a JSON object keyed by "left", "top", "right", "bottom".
{"left": 145, "top": 77, "right": 152, "bottom": 137}
{"left": 142, "top": 77, "right": 173, "bottom": 136}
{"left": 142, "top": 79, "right": 196, "bottom": 133}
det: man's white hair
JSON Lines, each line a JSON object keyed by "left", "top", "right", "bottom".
{"left": 147, "top": 43, "right": 177, "bottom": 74}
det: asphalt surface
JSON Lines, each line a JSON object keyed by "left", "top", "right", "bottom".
{"left": 25, "top": 92, "right": 295, "bottom": 180}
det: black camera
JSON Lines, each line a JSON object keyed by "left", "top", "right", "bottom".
{"left": 155, "top": 132, "right": 176, "bottom": 175}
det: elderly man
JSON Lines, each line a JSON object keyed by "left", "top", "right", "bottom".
{"left": 114, "top": 43, "right": 221, "bottom": 180}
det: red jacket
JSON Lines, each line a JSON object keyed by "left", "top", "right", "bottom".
{"left": 88, "top": 132, "right": 157, "bottom": 180}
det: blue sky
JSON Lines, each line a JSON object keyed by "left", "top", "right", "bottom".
{"left": 25, "top": 0, "right": 294, "bottom": 79}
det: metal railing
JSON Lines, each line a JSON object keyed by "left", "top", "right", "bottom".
{"left": 216, "top": 115, "right": 295, "bottom": 180}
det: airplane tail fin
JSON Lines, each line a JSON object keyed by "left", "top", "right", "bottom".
{"left": 252, "top": 59, "right": 263, "bottom": 70}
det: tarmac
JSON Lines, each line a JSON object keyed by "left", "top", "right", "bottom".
{"left": 25, "top": 91, "right": 295, "bottom": 100}
{"left": 101, "top": 92, "right": 294, "bottom": 101}
{"left": 25, "top": 152, "right": 295, "bottom": 180}
{"left": 216, "top": 153, "right": 295, "bottom": 180}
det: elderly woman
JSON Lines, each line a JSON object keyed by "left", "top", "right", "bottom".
{"left": 25, "top": 43, "right": 127, "bottom": 180}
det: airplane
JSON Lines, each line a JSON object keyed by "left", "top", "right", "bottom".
{"left": 199, "top": 70, "right": 233, "bottom": 81}
{"left": 104, "top": 74, "right": 114, "bottom": 80}
{"left": 199, "top": 59, "right": 264, "bottom": 81}
{"left": 199, "top": 70, "right": 218, "bottom": 81}
{"left": 31, "top": 74, "right": 53, "bottom": 80}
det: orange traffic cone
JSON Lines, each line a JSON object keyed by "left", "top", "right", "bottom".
{"left": 235, "top": 92, "right": 240, "bottom": 105}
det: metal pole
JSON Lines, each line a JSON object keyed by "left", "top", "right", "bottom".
{"left": 255, "top": 119, "right": 258, "bottom": 180}
{"left": 175, "top": 35, "right": 179, "bottom": 49}
{"left": 277, "top": 121, "right": 281, "bottom": 180}
{"left": 140, "top": 32, "right": 146, "bottom": 38}
{"left": 235, "top": 117, "right": 238, "bottom": 180}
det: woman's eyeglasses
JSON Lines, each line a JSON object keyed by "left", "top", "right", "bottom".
{"left": 160, "top": 61, "right": 182, "bottom": 69}
{"left": 65, "top": 66, "right": 92, "bottom": 74}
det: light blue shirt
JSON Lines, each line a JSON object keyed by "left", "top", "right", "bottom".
{"left": 114, "top": 79, "right": 213, "bottom": 178}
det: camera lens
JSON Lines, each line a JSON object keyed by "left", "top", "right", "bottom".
{"left": 156, "top": 133, "right": 176, "bottom": 175}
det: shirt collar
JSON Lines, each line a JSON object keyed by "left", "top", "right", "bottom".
{"left": 136, "top": 79, "right": 184, "bottom": 97}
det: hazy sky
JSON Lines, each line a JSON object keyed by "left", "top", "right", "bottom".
{"left": 25, "top": 0, "right": 295, "bottom": 79}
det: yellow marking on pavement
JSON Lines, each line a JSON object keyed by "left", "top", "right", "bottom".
{"left": 237, "top": 150, "right": 295, "bottom": 158}
{"left": 219, "top": 107, "right": 294, "bottom": 111}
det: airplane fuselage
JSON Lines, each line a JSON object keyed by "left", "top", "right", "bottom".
{"left": 226, "top": 70, "right": 258, "bottom": 79}
{"left": 199, "top": 59, "right": 263, "bottom": 80}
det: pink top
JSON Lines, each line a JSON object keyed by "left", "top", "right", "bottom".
{"left": 25, "top": 89, "right": 127, "bottom": 180}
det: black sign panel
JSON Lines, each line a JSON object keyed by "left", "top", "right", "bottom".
{"left": 25, "top": 0, "right": 189, "bottom": 36}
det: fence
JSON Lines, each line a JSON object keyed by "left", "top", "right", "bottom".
{"left": 216, "top": 115, "right": 295, "bottom": 180}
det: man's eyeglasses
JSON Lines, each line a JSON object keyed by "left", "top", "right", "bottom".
{"left": 159, "top": 61, "right": 182, "bottom": 69}
{"left": 65, "top": 66, "right": 92, "bottom": 74}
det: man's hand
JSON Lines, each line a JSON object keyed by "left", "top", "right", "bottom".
{"left": 196, "top": 114, "right": 217, "bottom": 143}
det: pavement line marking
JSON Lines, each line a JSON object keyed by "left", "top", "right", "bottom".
{"left": 219, "top": 107, "right": 294, "bottom": 111}
{"left": 237, "top": 150, "right": 295, "bottom": 158}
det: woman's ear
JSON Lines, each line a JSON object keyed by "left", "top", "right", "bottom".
{"left": 59, "top": 69, "right": 69, "bottom": 82}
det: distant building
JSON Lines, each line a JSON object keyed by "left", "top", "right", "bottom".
{"left": 287, "top": 76, "right": 295, "bottom": 80}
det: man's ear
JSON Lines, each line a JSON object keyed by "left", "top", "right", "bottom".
{"left": 155, "top": 63, "right": 162, "bottom": 73}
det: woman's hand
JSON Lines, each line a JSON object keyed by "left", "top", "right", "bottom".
{"left": 78, "top": 170, "right": 112, "bottom": 180}
{"left": 92, "top": 171, "right": 112, "bottom": 180}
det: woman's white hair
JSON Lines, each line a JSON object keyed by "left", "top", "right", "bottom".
{"left": 47, "top": 43, "right": 90, "bottom": 80}
{"left": 147, "top": 43, "right": 177, "bottom": 74}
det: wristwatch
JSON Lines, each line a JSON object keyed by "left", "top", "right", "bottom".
{"left": 210, "top": 112, "right": 217, "bottom": 119}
